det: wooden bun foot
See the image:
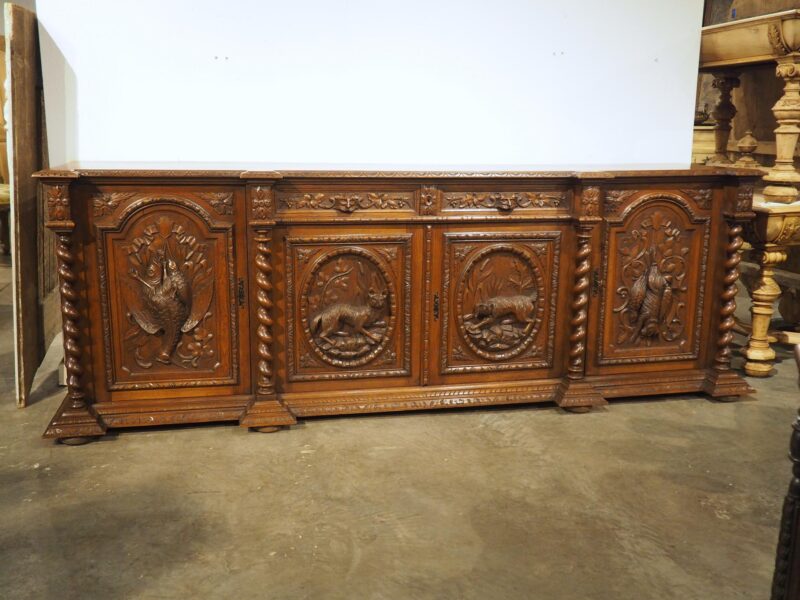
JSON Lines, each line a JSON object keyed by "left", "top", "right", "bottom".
{"left": 252, "top": 426, "right": 284, "bottom": 433}
{"left": 59, "top": 436, "right": 95, "bottom": 446}
{"left": 562, "top": 405, "right": 592, "bottom": 414}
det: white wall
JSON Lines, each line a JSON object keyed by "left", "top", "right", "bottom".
{"left": 35, "top": 0, "right": 704, "bottom": 170}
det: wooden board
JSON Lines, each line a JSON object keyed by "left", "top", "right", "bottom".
{"left": 6, "top": 4, "right": 53, "bottom": 406}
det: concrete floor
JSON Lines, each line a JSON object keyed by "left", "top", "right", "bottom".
{"left": 0, "top": 252, "right": 796, "bottom": 599}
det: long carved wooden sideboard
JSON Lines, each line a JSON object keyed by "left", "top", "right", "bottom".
{"left": 37, "top": 167, "right": 760, "bottom": 444}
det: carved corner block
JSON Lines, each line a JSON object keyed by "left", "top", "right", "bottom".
{"left": 249, "top": 184, "right": 276, "bottom": 223}
{"left": 701, "top": 369, "right": 754, "bottom": 400}
{"left": 554, "top": 379, "right": 606, "bottom": 411}
{"left": 43, "top": 182, "right": 74, "bottom": 231}
{"left": 43, "top": 392, "right": 106, "bottom": 443}
{"left": 239, "top": 397, "right": 297, "bottom": 429}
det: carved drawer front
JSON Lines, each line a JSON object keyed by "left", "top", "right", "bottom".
{"left": 284, "top": 231, "right": 416, "bottom": 384}
{"left": 597, "top": 197, "right": 711, "bottom": 367}
{"left": 440, "top": 189, "right": 568, "bottom": 216}
{"left": 276, "top": 190, "right": 416, "bottom": 215}
{"left": 432, "top": 229, "right": 562, "bottom": 382}
{"left": 96, "top": 199, "right": 241, "bottom": 392}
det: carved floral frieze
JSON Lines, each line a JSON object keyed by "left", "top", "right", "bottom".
{"left": 280, "top": 192, "right": 413, "bottom": 213}
{"left": 444, "top": 191, "right": 563, "bottom": 211}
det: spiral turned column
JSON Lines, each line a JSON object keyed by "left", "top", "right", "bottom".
{"left": 255, "top": 230, "right": 274, "bottom": 396}
{"left": 713, "top": 221, "right": 742, "bottom": 373}
{"left": 556, "top": 213, "right": 605, "bottom": 412}
{"left": 56, "top": 233, "right": 86, "bottom": 409}
{"left": 239, "top": 216, "right": 295, "bottom": 431}
{"left": 567, "top": 228, "right": 591, "bottom": 380}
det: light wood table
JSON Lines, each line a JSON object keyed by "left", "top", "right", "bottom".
{"left": 701, "top": 9, "right": 800, "bottom": 376}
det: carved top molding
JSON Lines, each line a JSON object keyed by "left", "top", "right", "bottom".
{"left": 33, "top": 166, "right": 762, "bottom": 180}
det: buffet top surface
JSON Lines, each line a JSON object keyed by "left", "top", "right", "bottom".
{"left": 34, "top": 164, "right": 763, "bottom": 181}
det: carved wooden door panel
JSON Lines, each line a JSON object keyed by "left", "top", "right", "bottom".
{"left": 428, "top": 225, "right": 566, "bottom": 385}
{"left": 591, "top": 195, "right": 712, "bottom": 372}
{"left": 89, "top": 189, "right": 249, "bottom": 401}
{"left": 275, "top": 226, "right": 422, "bottom": 392}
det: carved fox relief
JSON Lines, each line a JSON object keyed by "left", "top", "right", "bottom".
{"left": 123, "top": 216, "right": 217, "bottom": 370}
{"left": 456, "top": 245, "right": 545, "bottom": 362}
{"left": 301, "top": 250, "right": 396, "bottom": 369}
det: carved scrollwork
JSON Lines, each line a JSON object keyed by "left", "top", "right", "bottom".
{"left": 444, "top": 191, "right": 563, "bottom": 211}
{"left": 93, "top": 192, "right": 137, "bottom": 217}
{"left": 455, "top": 244, "right": 544, "bottom": 361}
{"left": 301, "top": 248, "right": 396, "bottom": 368}
{"left": 122, "top": 216, "right": 217, "bottom": 370}
{"left": 613, "top": 211, "right": 689, "bottom": 346}
{"left": 736, "top": 185, "right": 754, "bottom": 213}
{"left": 680, "top": 188, "right": 713, "bottom": 209}
{"left": 604, "top": 190, "right": 637, "bottom": 215}
{"left": 280, "top": 192, "right": 413, "bottom": 213}
{"left": 198, "top": 192, "right": 234, "bottom": 215}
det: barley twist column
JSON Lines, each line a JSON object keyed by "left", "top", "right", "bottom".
{"left": 713, "top": 221, "right": 743, "bottom": 373}
{"left": 42, "top": 179, "right": 105, "bottom": 444}
{"left": 255, "top": 230, "right": 274, "bottom": 396}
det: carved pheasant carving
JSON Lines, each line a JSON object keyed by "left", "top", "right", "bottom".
{"left": 125, "top": 219, "right": 214, "bottom": 366}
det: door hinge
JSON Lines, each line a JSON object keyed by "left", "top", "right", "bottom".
{"left": 591, "top": 268, "right": 601, "bottom": 297}
{"left": 238, "top": 278, "right": 245, "bottom": 307}
{"left": 433, "top": 293, "right": 440, "bottom": 320}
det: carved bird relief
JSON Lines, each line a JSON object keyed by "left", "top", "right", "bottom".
{"left": 626, "top": 248, "right": 675, "bottom": 343}
{"left": 124, "top": 218, "right": 214, "bottom": 368}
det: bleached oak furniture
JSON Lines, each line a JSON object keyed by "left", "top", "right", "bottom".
{"left": 701, "top": 9, "right": 800, "bottom": 376}
{"left": 37, "top": 166, "right": 759, "bottom": 444}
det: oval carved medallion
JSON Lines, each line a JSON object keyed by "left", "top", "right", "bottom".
{"left": 301, "top": 248, "right": 396, "bottom": 368}
{"left": 456, "top": 244, "right": 544, "bottom": 361}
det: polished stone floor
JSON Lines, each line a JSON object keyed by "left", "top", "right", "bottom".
{"left": 0, "top": 254, "right": 795, "bottom": 599}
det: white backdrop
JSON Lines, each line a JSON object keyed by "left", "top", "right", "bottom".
{"left": 36, "top": 0, "right": 704, "bottom": 170}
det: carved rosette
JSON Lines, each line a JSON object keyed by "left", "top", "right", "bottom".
{"left": 454, "top": 244, "right": 545, "bottom": 362}
{"left": 419, "top": 186, "right": 439, "bottom": 215}
{"left": 679, "top": 188, "right": 713, "bottom": 210}
{"left": 581, "top": 187, "right": 600, "bottom": 217}
{"left": 46, "top": 184, "right": 71, "bottom": 222}
{"left": 255, "top": 230, "right": 274, "bottom": 395}
{"left": 301, "top": 248, "right": 397, "bottom": 368}
{"left": 251, "top": 186, "right": 274, "bottom": 220}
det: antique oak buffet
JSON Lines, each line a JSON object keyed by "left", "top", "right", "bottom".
{"left": 36, "top": 166, "right": 760, "bottom": 444}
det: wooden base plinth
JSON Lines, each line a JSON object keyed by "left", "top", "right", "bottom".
{"left": 554, "top": 379, "right": 607, "bottom": 412}
{"left": 239, "top": 396, "right": 296, "bottom": 430}
{"left": 42, "top": 395, "right": 106, "bottom": 442}
{"left": 702, "top": 369, "right": 754, "bottom": 399}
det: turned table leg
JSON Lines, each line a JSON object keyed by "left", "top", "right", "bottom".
{"left": 763, "top": 54, "right": 800, "bottom": 204}
{"left": 709, "top": 74, "right": 740, "bottom": 165}
{"left": 745, "top": 246, "right": 787, "bottom": 376}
